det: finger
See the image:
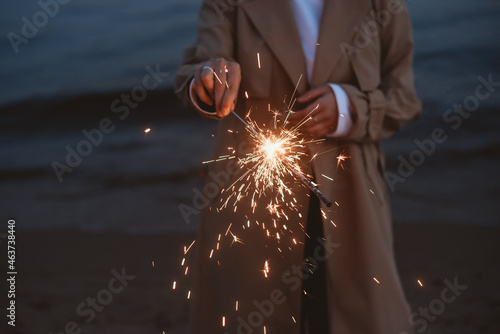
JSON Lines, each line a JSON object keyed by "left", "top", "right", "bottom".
{"left": 288, "top": 106, "right": 315, "bottom": 123}
{"left": 288, "top": 101, "right": 321, "bottom": 124}
{"left": 301, "top": 121, "right": 331, "bottom": 138}
{"left": 311, "top": 126, "right": 331, "bottom": 138}
{"left": 200, "top": 66, "right": 215, "bottom": 99}
{"left": 194, "top": 67, "right": 213, "bottom": 106}
{"left": 297, "top": 109, "right": 326, "bottom": 133}
{"left": 296, "top": 85, "right": 330, "bottom": 104}
{"left": 301, "top": 109, "right": 339, "bottom": 137}
{"left": 220, "top": 64, "right": 241, "bottom": 117}
{"left": 212, "top": 61, "right": 228, "bottom": 117}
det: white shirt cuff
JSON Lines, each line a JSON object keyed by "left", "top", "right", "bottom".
{"left": 189, "top": 78, "right": 218, "bottom": 117}
{"left": 326, "top": 83, "right": 353, "bottom": 137}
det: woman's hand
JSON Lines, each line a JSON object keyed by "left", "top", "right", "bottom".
{"left": 191, "top": 58, "right": 241, "bottom": 118}
{"left": 287, "top": 85, "right": 339, "bottom": 138}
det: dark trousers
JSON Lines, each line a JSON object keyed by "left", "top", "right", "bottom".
{"left": 300, "top": 192, "right": 330, "bottom": 333}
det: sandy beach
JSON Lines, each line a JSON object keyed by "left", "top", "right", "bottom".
{"left": 1, "top": 87, "right": 499, "bottom": 333}
{"left": 1, "top": 0, "right": 500, "bottom": 333}
{"left": 8, "top": 224, "right": 499, "bottom": 334}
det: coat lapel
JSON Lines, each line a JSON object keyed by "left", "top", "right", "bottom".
{"left": 241, "top": 0, "right": 370, "bottom": 90}
{"left": 310, "top": 0, "right": 371, "bottom": 87}
{"left": 241, "top": 0, "right": 308, "bottom": 93}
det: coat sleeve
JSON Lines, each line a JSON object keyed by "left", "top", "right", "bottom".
{"left": 340, "top": 0, "right": 421, "bottom": 142}
{"left": 175, "top": 0, "right": 237, "bottom": 119}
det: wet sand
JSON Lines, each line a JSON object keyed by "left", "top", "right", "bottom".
{"left": 9, "top": 223, "right": 500, "bottom": 334}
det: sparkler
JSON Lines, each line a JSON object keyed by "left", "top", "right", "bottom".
{"left": 172, "top": 62, "right": 350, "bottom": 331}
{"left": 203, "top": 66, "right": 332, "bottom": 209}
{"left": 227, "top": 108, "right": 332, "bottom": 207}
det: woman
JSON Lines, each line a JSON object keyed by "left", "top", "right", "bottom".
{"left": 175, "top": 0, "right": 421, "bottom": 333}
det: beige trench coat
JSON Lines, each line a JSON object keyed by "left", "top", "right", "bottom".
{"left": 175, "top": 0, "right": 421, "bottom": 333}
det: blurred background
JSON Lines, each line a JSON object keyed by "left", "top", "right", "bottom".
{"left": 0, "top": 0, "right": 499, "bottom": 333}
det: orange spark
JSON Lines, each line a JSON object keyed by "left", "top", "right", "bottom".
{"left": 229, "top": 232, "right": 244, "bottom": 246}
{"left": 225, "top": 223, "right": 233, "bottom": 236}
{"left": 183, "top": 240, "right": 195, "bottom": 254}
{"left": 336, "top": 154, "right": 350, "bottom": 168}
{"left": 322, "top": 174, "right": 334, "bottom": 181}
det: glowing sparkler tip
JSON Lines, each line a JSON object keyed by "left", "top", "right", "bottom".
{"left": 262, "top": 139, "right": 284, "bottom": 159}
{"left": 336, "top": 154, "right": 350, "bottom": 168}
{"left": 418, "top": 279, "right": 423, "bottom": 287}
{"left": 144, "top": 128, "right": 151, "bottom": 134}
